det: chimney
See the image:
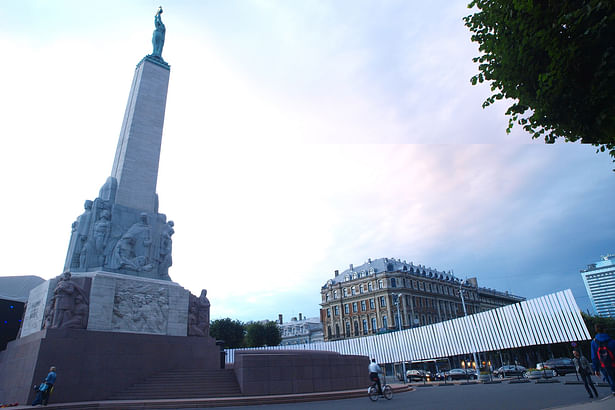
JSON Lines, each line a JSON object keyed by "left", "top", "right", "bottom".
{"left": 299, "top": 313, "right": 303, "bottom": 321}
{"left": 278, "top": 314, "right": 283, "bottom": 324}
{"left": 350, "top": 264, "right": 354, "bottom": 270}
{"left": 334, "top": 270, "right": 339, "bottom": 277}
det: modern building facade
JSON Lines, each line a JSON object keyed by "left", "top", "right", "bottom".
{"left": 278, "top": 314, "right": 324, "bottom": 346}
{"left": 581, "top": 254, "right": 615, "bottom": 318}
{"left": 320, "top": 257, "right": 524, "bottom": 341}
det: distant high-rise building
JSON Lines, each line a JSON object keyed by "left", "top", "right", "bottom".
{"left": 581, "top": 254, "right": 615, "bottom": 318}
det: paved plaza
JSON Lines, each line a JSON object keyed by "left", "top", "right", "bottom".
{"left": 217, "top": 375, "right": 614, "bottom": 410}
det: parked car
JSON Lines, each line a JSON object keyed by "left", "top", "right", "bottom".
{"left": 445, "top": 368, "right": 477, "bottom": 380}
{"left": 543, "top": 358, "right": 576, "bottom": 376}
{"left": 524, "top": 369, "right": 556, "bottom": 379}
{"left": 434, "top": 371, "right": 447, "bottom": 381}
{"left": 493, "top": 365, "right": 527, "bottom": 379}
{"left": 406, "top": 369, "right": 433, "bottom": 382}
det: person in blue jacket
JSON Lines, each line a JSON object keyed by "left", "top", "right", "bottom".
{"left": 591, "top": 324, "right": 615, "bottom": 395}
{"left": 31, "top": 366, "right": 56, "bottom": 406}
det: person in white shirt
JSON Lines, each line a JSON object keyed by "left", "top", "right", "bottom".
{"left": 368, "top": 359, "right": 383, "bottom": 395}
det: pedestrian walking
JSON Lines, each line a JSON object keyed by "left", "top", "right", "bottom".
{"left": 572, "top": 350, "right": 598, "bottom": 399}
{"left": 590, "top": 324, "right": 615, "bottom": 396}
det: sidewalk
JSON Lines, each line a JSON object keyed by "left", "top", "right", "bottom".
{"left": 550, "top": 394, "right": 615, "bottom": 410}
{"left": 5, "top": 384, "right": 413, "bottom": 409}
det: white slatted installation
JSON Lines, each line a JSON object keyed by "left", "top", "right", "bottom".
{"left": 225, "top": 290, "right": 589, "bottom": 364}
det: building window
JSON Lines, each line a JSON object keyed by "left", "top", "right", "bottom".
{"left": 344, "top": 304, "right": 349, "bottom": 314}
{"left": 361, "top": 300, "right": 366, "bottom": 311}
{"left": 368, "top": 282, "right": 373, "bottom": 291}
{"left": 327, "top": 308, "right": 331, "bottom": 318}
{"left": 378, "top": 280, "right": 384, "bottom": 289}
{"left": 351, "top": 287, "right": 356, "bottom": 295}
{"left": 334, "top": 305, "right": 339, "bottom": 316}
{"left": 354, "top": 321, "right": 359, "bottom": 336}
{"left": 419, "top": 282, "right": 424, "bottom": 290}
{"left": 327, "top": 326, "right": 331, "bottom": 338}
{"left": 334, "top": 290, "right": 338, "bottom": 299}
{"left": 343, "top": 288, "right": 348, "bottom": 297}
{"left": 380, "top": 296, "right": 386, "bottom": 307}
{"left": 370, "top": 298, "right": 375, "bottom": 309}
{"left": 391, "top": 278, "right": 397, "bottom": 288}
{"left": 359, "top": 284, "right": 364, "bottom": 294}
{"left": 371, "top": 317, "right": 377, "bottom": 333}
{"left": 412, "top": 280, "right": 417, "bottom": 290}
{"left": 335, "top": 324, "right": 340, "bottom": 337}
{"left": 352, "top": 302, "right": 358, "bottom": 312}
{"left": 326, "top": 293, "right": 330, "bottom": 301}
{"left": 345, "top": 322, "right": 350, "bottom": 336}
{"left": 362, "top": 319, "right": 368, "bottom": 335}
{"left": 382, "top": 315, "right": 388, "bottom": 328}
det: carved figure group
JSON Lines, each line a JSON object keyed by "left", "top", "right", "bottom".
{"left": 112, "top": 286, "right": 169, "bottom": 334}
{"left": 188, "top": 289, "right": 210, "bottom": 337}
{"left": 43, "top": 272, "right": 89, "bottom": 330}
{"left": 109, "top": 213, "right": 154, "bottom": 272}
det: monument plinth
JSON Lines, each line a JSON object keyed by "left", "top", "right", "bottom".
{"left": 0, "top": 9, "right": 219, "bottom": 405}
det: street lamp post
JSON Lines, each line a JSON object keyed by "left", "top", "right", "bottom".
{"left": 459, "top": 280, "right": 480, "bottom": 380}
{"left": 394, "top": 293, "right": 407, "bottom": 383}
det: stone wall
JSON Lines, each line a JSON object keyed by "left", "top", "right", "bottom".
{"left": 233, "top": 350, "right": 368, "bottom": 395}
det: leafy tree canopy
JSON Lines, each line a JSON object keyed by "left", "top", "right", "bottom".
{"left": 210, "top": 318, "right": 245, "bottom": 349}
{"left": 581, "top": 312, "right": 615, "bottom": 337}
{"left": 244, "top": 321, "right": 282, "bottom": 348}
{"left": 464, "top": 0, "right": 615, "bottom": 164}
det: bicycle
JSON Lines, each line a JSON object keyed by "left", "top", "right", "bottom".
{"left": 368, "top": 373, "right": 393, "bottom": 401}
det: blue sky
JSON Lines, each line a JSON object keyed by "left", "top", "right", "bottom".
{"left": 1, "top": 1, "right": 613, "bottom": 322}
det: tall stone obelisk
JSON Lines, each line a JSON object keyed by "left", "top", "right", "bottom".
{"left": 62, "top": 8, "right": 174, "bottom": 280}
{"left": 111, "top": 55, "right": 169, "bottom": 213}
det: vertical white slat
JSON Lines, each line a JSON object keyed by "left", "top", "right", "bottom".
{"left": 486, "top": 309, "right": 505, "bottom": 350}
{"left": 531, "top": 296, "right": 553, "bottom": 345}
{"left": 535, "top": 294, "right": 559, "bottom": 344}
{"left": 494, "top": 306, "right": 515, "bottom": 349}
{"left": 548, "top": 293, "right": 572, "bottom": 342}
{"left": 517, "top": 300, "right": 539, "bottom": 346}
{"left": 562, "top": 289, "right": 591, "bottom": 340}
{"left": 510, "top": 303, "right": 531, "bottom": 346}
{"left": 555, "top": 291, "right": 583, "bottom": 341}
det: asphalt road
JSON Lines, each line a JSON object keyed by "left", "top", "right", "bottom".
{"left": 214, "top": 375, "right": 614, "bottom": 410}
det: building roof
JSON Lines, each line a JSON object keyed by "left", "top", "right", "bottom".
{"left": 323, "top": 257, "right": 459, "bottom": 288}
{"left": 581, "top": 254, "right": 615, "bottom": 272}
{"left": 0, "top": 275, "right": 45, "bottom": 302}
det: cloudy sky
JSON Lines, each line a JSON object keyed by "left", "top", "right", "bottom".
{"left": 1, "top": 0, "right": 613, "bottom": 322}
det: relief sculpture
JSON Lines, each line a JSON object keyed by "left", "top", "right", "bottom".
{"left": 112, "top": 282, "right": 169, "bottom": 334}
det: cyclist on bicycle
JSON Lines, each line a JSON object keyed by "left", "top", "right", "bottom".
{"left": 368, "top": 358, "right": 383, "bottom": 395}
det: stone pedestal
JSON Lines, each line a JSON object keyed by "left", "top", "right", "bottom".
{"left": 0, "top": 328, "right": 219, "bottom": 404}
{"left": 21, "top": 271, "right": 189, "bottom": 338}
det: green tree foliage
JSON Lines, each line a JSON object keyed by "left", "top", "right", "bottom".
{"left": 244, "top": 321, "right": 282, "bottom": 348}
{"left": 209, "top": 318, "right": 245, "bottom": 348}
{"left": 464, "top": 0, "right": 615, "bottom": 164}
{"left": 581, "top": 312, "right": 615, "bottom": 337}
{"left": 264, "top": 320, "right": 282, "bottom": 346}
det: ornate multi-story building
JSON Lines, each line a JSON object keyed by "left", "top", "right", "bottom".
{"left": 278, "top": 314, "right": 324, "bottom": 346}
{"left": 320, "top": 257, "right": 524, "bottom": 341}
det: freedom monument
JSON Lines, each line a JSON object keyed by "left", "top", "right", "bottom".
{"left": 0, "top": 8, "right": 220, "bottom": 404}
{"left": 0, "top": 9, "right": 367, "bottom": 405}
